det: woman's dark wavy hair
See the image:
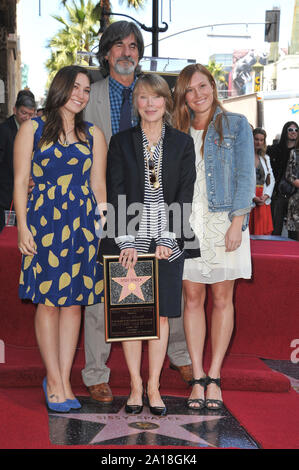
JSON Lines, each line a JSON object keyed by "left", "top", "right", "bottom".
{"left": 39, "top": 65, "right": 91, "bottom": 148}
{"left": 278, "top": 121, "right": 299, "bottom": 148}
{"left": 97, "top": 21, "right": 144, "bottom": 77}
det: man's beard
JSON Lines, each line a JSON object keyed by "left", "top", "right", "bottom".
{"left": 114, "top": 57, "right": 136, "bottom": 75}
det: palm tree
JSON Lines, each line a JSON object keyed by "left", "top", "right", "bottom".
{"left": 207, "top": 59, "right": 228, "bottom": 97}
{"left": 46, "top": 0, "right": 101, "bottom": 86}
{"left": 207, "top": 59, "right": 227, "bottom": 85}
{"left": 61, "top": 0, "right": 145, "bottom": 18}
{"left": 46, "top": 0, "right": 145, "bottom": 88}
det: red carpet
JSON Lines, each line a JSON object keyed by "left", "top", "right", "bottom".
{"left": 1, "top": 227, "right": 299, "bottom": 360}
{"left": 0, "top": 385, "right": 298, "bottom": 449}
{"left": 1, "top": 341, "right": 290, "bottom": 392}
{"left": 224, "top": 389, "right": 299, "bottom": 449}
{"left": 1, "top": 228, "right": 299, "bottom": 449}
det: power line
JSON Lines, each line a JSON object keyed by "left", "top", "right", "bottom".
{"left": 144, "top": 22, "right": 268, "bottom": 48}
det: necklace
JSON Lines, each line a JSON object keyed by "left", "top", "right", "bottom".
{"left": 144, "top": 128, "right": 162, "bottom": 154}
{"left": 61, "top": 128, "right": 74, "bottom": 146}
{"left": 145, "top": 145, "right": 162, "bottom": 190}
{"left": 146, "top": 143, "right": 158, "bottom": 153}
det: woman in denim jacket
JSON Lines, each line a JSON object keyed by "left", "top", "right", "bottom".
{"left": 173, "top": 64, "right": 255, "bottom": 410}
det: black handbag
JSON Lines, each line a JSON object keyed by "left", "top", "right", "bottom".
{"left": 278, "top": 177, "right": 296, "bottom": 198}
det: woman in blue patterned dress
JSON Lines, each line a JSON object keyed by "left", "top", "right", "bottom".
{"left": 13, "top": 66, "right": 107, "bottom": 412}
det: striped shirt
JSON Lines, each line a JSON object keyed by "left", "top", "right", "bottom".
{"left": 116, "top": 125, "right": 182, "bottom": 262}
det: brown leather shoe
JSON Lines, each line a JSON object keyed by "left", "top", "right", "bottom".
{"left": 88, "top": 383, "right": 113, "bottom": 403}
{"left": 169, "top": 363, "right": 193, "bottom": 384}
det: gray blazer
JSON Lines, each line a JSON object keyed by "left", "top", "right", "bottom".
{"left": 84, "top": 77, "right": 112, "bottom": 145}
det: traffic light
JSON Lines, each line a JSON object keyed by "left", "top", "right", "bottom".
{"left": 265, "top": 10, "right": 280, "bottom": 42}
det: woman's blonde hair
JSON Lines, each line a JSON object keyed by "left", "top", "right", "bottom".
{"left": 253, "top": 127, "right": 267, "bottom": 157}
{"left": 173, "top": 63, "right": 227, "bottom": 155}
{"left": 132, "top": 73, "right": 173, "bottom": 125}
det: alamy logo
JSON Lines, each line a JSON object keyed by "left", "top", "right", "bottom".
{"left": 94, "top": 198, "right": 197, "bottom": 248}
{"left": 290, "top": 339, "right": 299, "bottom": 364}
{"left": 0, "top": 339, "right": 5, "bottom": 364}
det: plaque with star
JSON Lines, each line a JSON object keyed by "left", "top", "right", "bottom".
{"left": 103, "top": 254, "right": 159, "bottom": 342}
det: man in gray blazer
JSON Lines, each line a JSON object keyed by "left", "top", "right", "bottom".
{"left": 83, "top": 21, "right": 192, "bottom": 403}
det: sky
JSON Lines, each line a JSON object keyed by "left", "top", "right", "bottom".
{"left": 17, "top": 0, "right": 296, "bottom": 101}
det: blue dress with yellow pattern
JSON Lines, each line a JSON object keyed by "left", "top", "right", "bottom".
{"left": 19, "top": 117, "right": 104, "bottom": 307}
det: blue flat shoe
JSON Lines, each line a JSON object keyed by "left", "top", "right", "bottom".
{"left": 66, "top": 398, "right": 82, "bottom": 409}
{"left": 42, "top": 378, "right": 71, "bottom": 413}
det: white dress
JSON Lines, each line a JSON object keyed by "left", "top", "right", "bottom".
{"left": 183, "top": 128, "right": 252, "bottom": 284}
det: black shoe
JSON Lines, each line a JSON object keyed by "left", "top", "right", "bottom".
{"left": 205, "top": 376, "right": 223, "bottom": 410}
{"left": 149, "top": 404, "right": 167, "bottom": 416}
{"left": 187, "top": 377, "right": 207, "bottom": 410}
{"left": 125, "top": 387, "right": 144, "bottom": 414}
{"left": 146, "top": 393, "right": 167, "bottom": 416}
{"left": 125, "top": 403, "right": 143, "bottom": 414}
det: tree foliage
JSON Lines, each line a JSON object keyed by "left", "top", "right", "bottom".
{"left": 46, "top": 0, "right": 145, "bottom": 88}
{"left": 206, "top": 59, "right": 227, "bottom": 86}
{"left": 45, "top": 0, "right": 100, "bottom": 86}
{"left": 60, "top": 0, "right": 145, "bottom": 16}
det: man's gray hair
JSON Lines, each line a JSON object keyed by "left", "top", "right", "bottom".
{"left": 97, "top": 21, "right": 144, "bottom": 77}
{"left": 15, "top": 90, "right": 36, "bottom": 109}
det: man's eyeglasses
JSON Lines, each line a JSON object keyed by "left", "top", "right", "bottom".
{"left": 287, "top": 127, "right": 298, "bottom": 133}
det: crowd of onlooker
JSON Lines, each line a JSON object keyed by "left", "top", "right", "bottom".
{"left": 249, "top": 121, "right": 299, "bottom": 241}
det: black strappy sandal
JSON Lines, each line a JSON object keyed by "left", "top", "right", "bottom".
{"left": 205, "top": 376, "right": 223, "bottom": 410}
{"left": 186, "top": 377, "right": 207, "bottom": 410}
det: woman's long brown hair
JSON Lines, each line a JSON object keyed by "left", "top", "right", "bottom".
{"left": 173, "top": 63, "right": 227, "bottom": 156}
{"left": 38, "top": 65, "right": 91, "bottom": 148}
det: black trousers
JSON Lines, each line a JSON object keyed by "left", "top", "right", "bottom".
{"left": 271, "top": 193, "right": 289, "bottom": 236}
{"left": 0, "top": 208, "right": 5, "bottom": 233}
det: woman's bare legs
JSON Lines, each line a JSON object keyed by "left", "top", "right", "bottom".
{"left": 59, "top": 305, "right": 82, "bottom": 399}
{"left": 35, "top": 303, "right": 82, "bottom": 402}
{"left": 183, "top": 280, "right": 207, "bottom": 406}
{"left": 35, "top": 304, "right": 66, "bottom": 403}
{"left": 147, "top": 316, "right": 169, "bottom": 407}
{"left": 206, "top": 280, "right": 235, "bottom": 406}
{"left": 122, "top": 340, "right": 143, "bottom": 405}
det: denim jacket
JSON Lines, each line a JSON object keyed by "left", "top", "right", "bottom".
{"left": 203, "top": 107, "right": 255, "bottom": 230}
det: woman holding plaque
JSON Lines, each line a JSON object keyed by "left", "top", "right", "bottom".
{"left": 104, "top": 73, "right": 196, "bottom": 416}
{"left": 173, "top": 64, "right": 255, "bottom": 410}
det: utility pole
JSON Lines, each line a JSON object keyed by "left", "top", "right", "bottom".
{"left": 152, "top": 0, "right": 159, "bottom": 57}
{"left": 290, "top": 0, "right": 299, "bottom": 54}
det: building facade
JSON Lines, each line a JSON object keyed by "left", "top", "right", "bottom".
{"left": 0, "top": 0, "right": 21, "bottom": 122}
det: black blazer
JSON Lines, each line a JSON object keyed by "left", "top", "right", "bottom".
{"left": 99, "top": 124, "right": 199, "bottom": 259}
{"left": 0, "top": 115, "right": 17, "bottom": 210}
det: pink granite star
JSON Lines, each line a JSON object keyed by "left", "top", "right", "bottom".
{"left": 112, "top": 266, "right": 151, "bottom": 302}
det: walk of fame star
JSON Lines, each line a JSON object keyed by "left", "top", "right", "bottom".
{"left": 112, "top": 267, "right": 151, "bottom": 302}
{"left": 47, "top": 396, "right": 259, "bottom": 448}
{"left": 49, "top": 403, "right": 224, "bottom": 447}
